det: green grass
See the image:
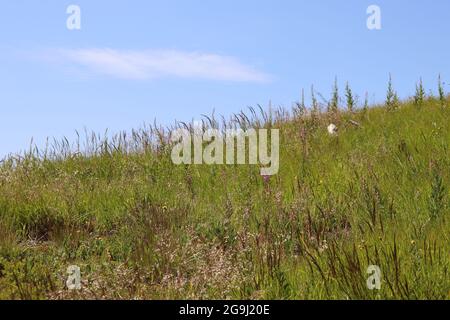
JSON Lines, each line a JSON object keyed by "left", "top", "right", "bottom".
{"left": 0, "top": 96, "right": 448, "bottom": 300}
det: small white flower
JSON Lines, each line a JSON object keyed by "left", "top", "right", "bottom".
{"left": 327, "top": 123, "right": 338, "bottom": 135}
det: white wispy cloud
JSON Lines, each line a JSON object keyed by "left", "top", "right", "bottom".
{"left": 51, "top": 48, "right": 271, "bottom": 82}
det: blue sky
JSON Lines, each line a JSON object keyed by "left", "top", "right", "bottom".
{"left": 0, "top": 0, "right": 449, "bottom": 156}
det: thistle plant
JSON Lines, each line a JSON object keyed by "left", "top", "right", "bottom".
{"left": 296, "top": 88, "right": 306, "bottom": 117}
{"left": 301, "top": 88, "right": 305, "bottom": 109}
{"left": 345, "top": 82, "right": 355, "bottom": 112}
{"left": 393, "top": 92, "right": 400, "bottom": 109}
{"left": 311, "top": 85, "right": 319, "bottom": 122}
{"left": 414, "top": 78, "right": 425, "bottom": 107}
{"left": 438, "top": 74, "right": 446, "bottom": 108}
{"left": 329, "top": 77, "right": 339, "bottom": 115}
{"left": 386, "top": 74, "right": 399, "bottom": 111}
{"left": 363, "top": 92, "right": 369, "bottom": 113}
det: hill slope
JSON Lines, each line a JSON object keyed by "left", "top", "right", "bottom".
{"left": 0, "top": 98, "right": 449, "bottom": 299}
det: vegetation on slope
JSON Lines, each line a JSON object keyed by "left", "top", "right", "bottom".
{"left": 0, "top": 82, "right": 449, "bottom": 299}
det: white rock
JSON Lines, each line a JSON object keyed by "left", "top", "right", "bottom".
{"left": 327, "top": 124, "right": 338, "bottom": 135}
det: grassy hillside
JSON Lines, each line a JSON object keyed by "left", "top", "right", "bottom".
{"left": 0, "top": 94, "right": 449, "bottom": 299}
